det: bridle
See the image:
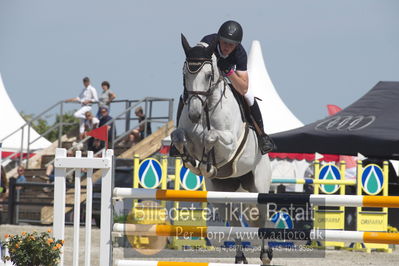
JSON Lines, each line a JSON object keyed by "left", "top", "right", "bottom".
{"left": 182, "top": 57, "right": 224, "bottom": 107}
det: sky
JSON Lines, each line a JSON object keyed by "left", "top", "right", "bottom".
{"left": 1, "top": 0, "right": 399, "bottom": 124}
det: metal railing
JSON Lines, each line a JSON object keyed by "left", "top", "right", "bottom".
{"left": 0, "top": 97, "right": 174, "bottom": 168}
{"left": 0, "top": 100, "right": 66, "bottom": 166}
{"left": 43, "top": 97, "right": 173, "bottom": 176}
{"left": 1, "top": 178, "right": 99, "bottom": 225}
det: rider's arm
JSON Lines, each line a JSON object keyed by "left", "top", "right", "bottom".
{"left": 65, "top": 97, "right": 79, "bottom": 103}
{"left": 228, "top": 70, "right": 248, "bottom": 96}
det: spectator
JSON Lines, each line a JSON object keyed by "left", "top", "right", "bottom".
{"left": 45, "top": 164, "right": 54, "bottom": 184}
{"left": 43, "top": 163, "right": 55, "bottom": 193}
{"left": 99, "top": 106, "right": 115, "bottom": 147}
{"left": 80, "top": 111, "right": 99, "bottom": 139}
{"left": 97, "top": 81, "right": 116, "bottom": 118}
{"left": 0, "top": 166, "right": 7, "bottom": 213}
{"left": 15, "top": 165, "right": 26, "bottom": 184}
{"left": 43, "top": 150, "right": 75, "bottom": 192}
{"left": 65, "top": 77, "right": 99, "bottom": 136}
{"left": 126, "top": 106, "right": 152, "bottom": 145}
{"left": 81, "top": 111, "right": 100, "bottom": 152}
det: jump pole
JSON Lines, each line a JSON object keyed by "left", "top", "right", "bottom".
{"left": 113, "top": 188, "right": 399, "bottom": 208}
{"left": 113, "top": 224, "right": 399, "bottom": 245}
{"left": 116, "top": 261, "right": 262, "bottom": 266}
{"left": 272, "top": 178, "right": 356, "bottom": 185}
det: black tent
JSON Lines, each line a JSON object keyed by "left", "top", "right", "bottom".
{"left": 271, "top": 81, "right": 399, "bottom": 160}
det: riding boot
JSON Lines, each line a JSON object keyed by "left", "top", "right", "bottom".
{"left": 169, "top": 96, "right": 184, "bottom": 157}
{"left": 249, "top": 100, "right": 276, "bottom": 154}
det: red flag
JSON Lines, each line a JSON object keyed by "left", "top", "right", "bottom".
{"left": 159, "top": 145, "right": 170, "bottom": 155}
{"left": 86, "top": 126, "right": 108, "bottom": 148}
{"left": 327, "top": 104, "right": 342, "bottom": 116}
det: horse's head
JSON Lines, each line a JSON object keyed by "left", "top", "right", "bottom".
{"left": 181, "top": 34, "right": 219, "bottom": 124}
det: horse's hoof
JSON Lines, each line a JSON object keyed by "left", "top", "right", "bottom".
{"left": 260, "top": 247, "right": 273, "bottom": 265}
{"left": 183, "top": 162, "right": 201, "bottom": 176}
{"left": 171, "top": 128, "right": 186, "bottom": 142}
{"left": 202, "top": 166, "right": 217, "bottom": 178}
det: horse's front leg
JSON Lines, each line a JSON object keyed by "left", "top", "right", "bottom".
{"left": 171, "top": 128, "right": 186, "bottom": 154}
{"left": 204, "top": 129, "right": 219, "bottom": 153}
{"left": 171, "top": 128, "right": 202, "bottom": 176}
{"left": 201, "top": 129, "right": 235, "bottom": 178}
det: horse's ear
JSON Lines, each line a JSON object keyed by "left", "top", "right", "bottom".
{"left": 181, "top": 33, "right": 191, "bottom": 57}
{"left": 206, "top": 37, "right": 218, "bottom": 56}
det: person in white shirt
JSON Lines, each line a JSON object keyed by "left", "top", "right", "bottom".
{"left": 81, "top": 111, "right": 100, "bottom": 151}
{"left": 80, "top": 111, "right": 99, "bottom": 138}
{"left": 65, "top": 77, "right": 99, "bottom": 134}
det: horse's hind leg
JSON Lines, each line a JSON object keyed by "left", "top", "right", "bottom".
{"left": 240, "top": 155, "right": 271, "bottom": 228}
{"left": 246, "top": 155, "right": 272, "bottom": 224}
{"left": 205, "top": 177, "right": 250, "bottom": 264}
{"left": 242, "top": 155, "right": 273, "bottom": 265}
{"left": 204, "top": 177, "right": 242, "bottom": 227}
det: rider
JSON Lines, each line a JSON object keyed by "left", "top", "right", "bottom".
{"left": 171, "top": 20, "right": 275, "bottom": 155}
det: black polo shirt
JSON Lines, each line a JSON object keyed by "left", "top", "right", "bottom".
{"left": 201, "top": 33, "right": 248, "bottom": 71}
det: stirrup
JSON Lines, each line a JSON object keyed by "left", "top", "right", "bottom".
{"left": 258, "top": 134, "right": 276, "bottom": 155}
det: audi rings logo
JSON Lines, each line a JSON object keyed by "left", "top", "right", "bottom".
{"left": 315, "top": 115, "right": 376, "bottom": 131}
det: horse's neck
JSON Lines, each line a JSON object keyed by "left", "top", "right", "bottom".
{"left": 209, "top": 82, "right": 242, "bottom": 129}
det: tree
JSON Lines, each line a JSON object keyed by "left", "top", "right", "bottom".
{"left": 20, "top": 112, "right": 79, "bottom": 142}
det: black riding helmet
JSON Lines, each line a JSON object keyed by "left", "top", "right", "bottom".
{"left": 218, "top": 20, "right": 243, "bottom": 44}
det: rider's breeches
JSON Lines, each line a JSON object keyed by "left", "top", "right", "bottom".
{"left": 244, "top": 90, "right": 255, "bottom": 106}
{"left": 244, "top": 90, "right": 265, "bottom": 129}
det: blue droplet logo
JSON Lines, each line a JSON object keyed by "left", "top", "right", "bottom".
{"left": 138, "top": 158, "right": 162, "bottom": 189}
{"left": 361, "top": 164, "right": 384, "bottom": 195}
{"left": 270, "top": 211, "right": 293, "bottom": 229}
{"left": 319, "top": 164, "right": 341, "bottom": 194}
{"left": 179, "top": 167, "right": 203, "bottom": 191}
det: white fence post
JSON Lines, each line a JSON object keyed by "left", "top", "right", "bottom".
{"left": 85, "top": 151, "right": 94, "bottom": 266}
{"left": 53, "top": 148, "right": 113, "bottom": 266}
{"left": 73, "top": 151, "right": 82, "bottom": 266}
{"left": 53, "top": 148, "right": 67, "bottom": 266}
{"left": 100, "top": 149, "right": 114, "bottom": 266}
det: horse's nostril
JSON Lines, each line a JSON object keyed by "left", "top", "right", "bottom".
{"left": 188, "top": 97, "right": 202, "bottom": 123}
{"left": 189, "top": 112, "right": 201, "bottom": 123}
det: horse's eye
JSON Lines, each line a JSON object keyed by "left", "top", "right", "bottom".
{"left": 206, "top": 74, "right": 212, "bottom": 80}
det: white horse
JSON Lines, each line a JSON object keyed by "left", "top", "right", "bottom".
{"left": 172, "top": 33, "right": 272, "bottom": 218}
{"left": 171, "top": 34, "right": 273, "bottom": 264}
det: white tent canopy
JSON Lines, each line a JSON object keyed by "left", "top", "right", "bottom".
{"left": 247, "top": 40, "right": 303, "bottom": 134}
{"left": 0, "top": 73, "right": 51, "bottom": 152}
